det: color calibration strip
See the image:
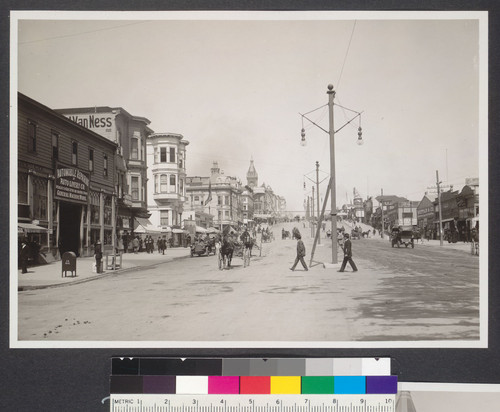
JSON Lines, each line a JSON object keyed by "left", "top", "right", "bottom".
{"left": 111, "top": 357, "right": 392, "bottom": 377}
{"left": 110, "top": 375, "right": 397, "bottom": 395}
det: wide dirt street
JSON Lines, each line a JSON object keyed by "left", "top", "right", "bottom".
{"left": 18, "top": 222, "right": 480, "bottom": 343}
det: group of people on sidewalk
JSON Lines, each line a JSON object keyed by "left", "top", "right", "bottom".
{"left": 289, "top": 228, "right": 357, "bottom": 273}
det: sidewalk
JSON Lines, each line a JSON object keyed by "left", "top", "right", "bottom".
{"left": 17, "top": 247, "right": 191, "bottom": 291}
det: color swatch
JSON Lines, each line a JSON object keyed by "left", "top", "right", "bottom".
{"left": 112, "top": 357, "right": 391, "bottom": 377}
{"left": 110, "top": 358, "right": 396, "bottom": 395}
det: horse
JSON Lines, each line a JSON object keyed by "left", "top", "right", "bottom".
{"left": 220, "top": 236, "right": 234, "bottom": 269}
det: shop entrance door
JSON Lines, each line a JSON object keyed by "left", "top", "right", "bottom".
{"left": 59, "top": 202, "right": 81, "bottom": 256}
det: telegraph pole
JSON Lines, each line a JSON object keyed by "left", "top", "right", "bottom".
{"left": 316, "top": 161, "right": 321, "bottom": 244}
{"left": 436, "top": 170, "right": 444, "bottom": 246}
{"left": 427, "top": 170, "right": 449, "bottom": 247}
{"left": 380, "top": 188, "right": 385, "bottom": 239}
{"left": 311, "top": 186, "right": 315, "bottom": 238}
{"left": 328, "top": 85, "right": 338, "bottom": 263}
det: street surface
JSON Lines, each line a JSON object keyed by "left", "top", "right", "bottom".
{"left": 18, "top": 223, "right": 480, "bottom": 342}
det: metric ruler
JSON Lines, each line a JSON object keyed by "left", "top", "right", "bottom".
{"left": 110, "top": 394, "right": 396, "bottom": 412}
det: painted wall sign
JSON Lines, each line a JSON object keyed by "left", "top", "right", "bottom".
{"left": 55, "top": 167, "right": 89, "bottom": 204}
{"left": 63, "top": 112, "right": 117, "bottom": 141}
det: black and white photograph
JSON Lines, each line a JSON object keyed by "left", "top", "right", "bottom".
{"left": 10, "top": 11, "right": 487, "bottom": 348}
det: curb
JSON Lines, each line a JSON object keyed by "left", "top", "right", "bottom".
{"left": 18, "top": 254, "right": 191, "bottom": 292}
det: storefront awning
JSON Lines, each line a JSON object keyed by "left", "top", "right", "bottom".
{"left": 195, "top": 226, "right": 208, "bottom": 233}
{"left": 18, "top": 223, "right": 49, "bottom": 234}
{"left": 134, "top": 218, "right": 161, "bottom": 233}
{"left": 172, "top": 228, "right": 185, "bottom": 234}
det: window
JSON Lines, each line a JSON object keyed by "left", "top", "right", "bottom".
{"left": 131, "top": 176, "right": 139, "bottom": 200}
{"left": 72, "top": 142, "right": 78, "bottom": 165}
{"left": 179, "top": 179, "right": 184, "bottom": 195}
{"left": 402, "top": 212, "right": 413, "bottom": 219}
{"left": 224, "top": 195, "right": 229, "bottom": 206}
{"left": 28, "top": 120, "right": 36, "bottom": 152}
{"left": 154, "top": 147, "right": 158, "bottom": 164}
{"left": 169, "top": 175, "right": 176, "bottom": 192}
{"left": 194, "top": 196, "right": 200, "bottom": 202}
{"left": 218, "top": 195, "right": 222, "bottom": 206}
{"left": 160, "top": 147, "right": 167, "bottom": 163}
{"left": 88, "top": 148, "right": 94, "bottom": 172}
{"left": 160, "top": 174, "right": 168, "bottom": 193}
{"left": 51, "top": 132, "right": 59, "bottom": 161}
{"left": 160, "top": 210, "right": 169, "bottom": 226}
{"left": 18, "top": 173, "right": 28, "bottom": 204}
{"left": 131, "top": 138, "right": 139, "bottom": 160}
{"left": 169, "top": 147, "right": 176, "bottom": 163}
{"left": 103, "top": 154, "right": 108, "bottom": 177}
{"left": 154, "top": 175, "right": 158, "bottom": 193}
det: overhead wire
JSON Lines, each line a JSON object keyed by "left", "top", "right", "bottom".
{"left": 19, "top": 21, "right": 150, "bottom": 45}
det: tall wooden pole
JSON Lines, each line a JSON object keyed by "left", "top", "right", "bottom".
{"left": 328, "top": 84, "right": 337, "bottom": 264}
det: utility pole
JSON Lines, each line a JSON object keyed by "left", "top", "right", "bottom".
{"left": 311, "top": 186, "right": 315, "bottom": 238}
{"left": 436, "top": 170, "right": 444, "bottom": 246}
{"left": 328, "top": 84, "right": 338, "bottom": 263}
{"left": 427, "top": 170, "right": 449, "bottom": 247}
{"left": 316, "top": 161, "right": 321, "bottom": 244}
{"left": 380, "top": 188, "right": 384, "bottom": 239}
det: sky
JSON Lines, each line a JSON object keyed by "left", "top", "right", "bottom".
{"left": 15, "top": 12, "right": 484, "bottom": 213}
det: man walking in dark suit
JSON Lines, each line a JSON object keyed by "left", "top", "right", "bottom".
{"left": 338, "top": 233, "right": 358, "bottom": 272}
{"left": 290, "top": 232, "right": 308, "bottom": 271}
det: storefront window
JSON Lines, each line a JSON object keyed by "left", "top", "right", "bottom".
{"left": 90, "top": 192, "right": 100, "bottom": 224}
{"left": 104, "top": 195, "right": 112, "bottom": 226}
{"left": 18, "top": 173, "right": 28, "bottom": 204}
{"left": 90, "top": 228, "right": 100, "bottom": 246}
{"left": 32, "top": 177, "right": 47, "bottom": 220}
{"left": 104, "top": 230, "right": 112, "bottom": 245}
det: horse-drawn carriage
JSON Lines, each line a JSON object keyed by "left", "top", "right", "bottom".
{"left": 261, "top": 230, "right": 274, "bottom": 243}
{"left": 390, "top": 225, "right": 417, "bottom": 248}
{"left": 190, "top": 236, "right": 217, "bottom": 257}
{"left": 217, "top": 237, "right": 255, "bottom": 270}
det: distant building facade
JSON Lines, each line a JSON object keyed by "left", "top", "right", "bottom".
{"left": 186, "top": 161, "right": 243, "bottom": 229}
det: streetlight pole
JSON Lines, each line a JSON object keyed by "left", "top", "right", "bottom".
{"left": 380, "top": 188, "right": 384, "bottom": 239}
{"left": 316, "top": 161, "right": 321, "bottom": 245}
{"left": 328, "top": 84, "right": 337, "bottom": 264}
{"left": 300, "top": 83, "right": 363, "bottom": 265}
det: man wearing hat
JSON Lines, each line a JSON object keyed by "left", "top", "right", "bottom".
{"left": 338, "top": 233, "right": 358, "bottom": 272}
{"left": 290, "top": 231, "right": 308, "bottom": 271}
{"left": 94, "top": 239, "right": 103, "bottom": 274}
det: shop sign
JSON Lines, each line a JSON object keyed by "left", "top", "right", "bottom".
{"left": 55, "top": 167, "right": 89, "bottom": 204}
{"left": 63, "top": 112, "right": 116, "bottom": 141}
